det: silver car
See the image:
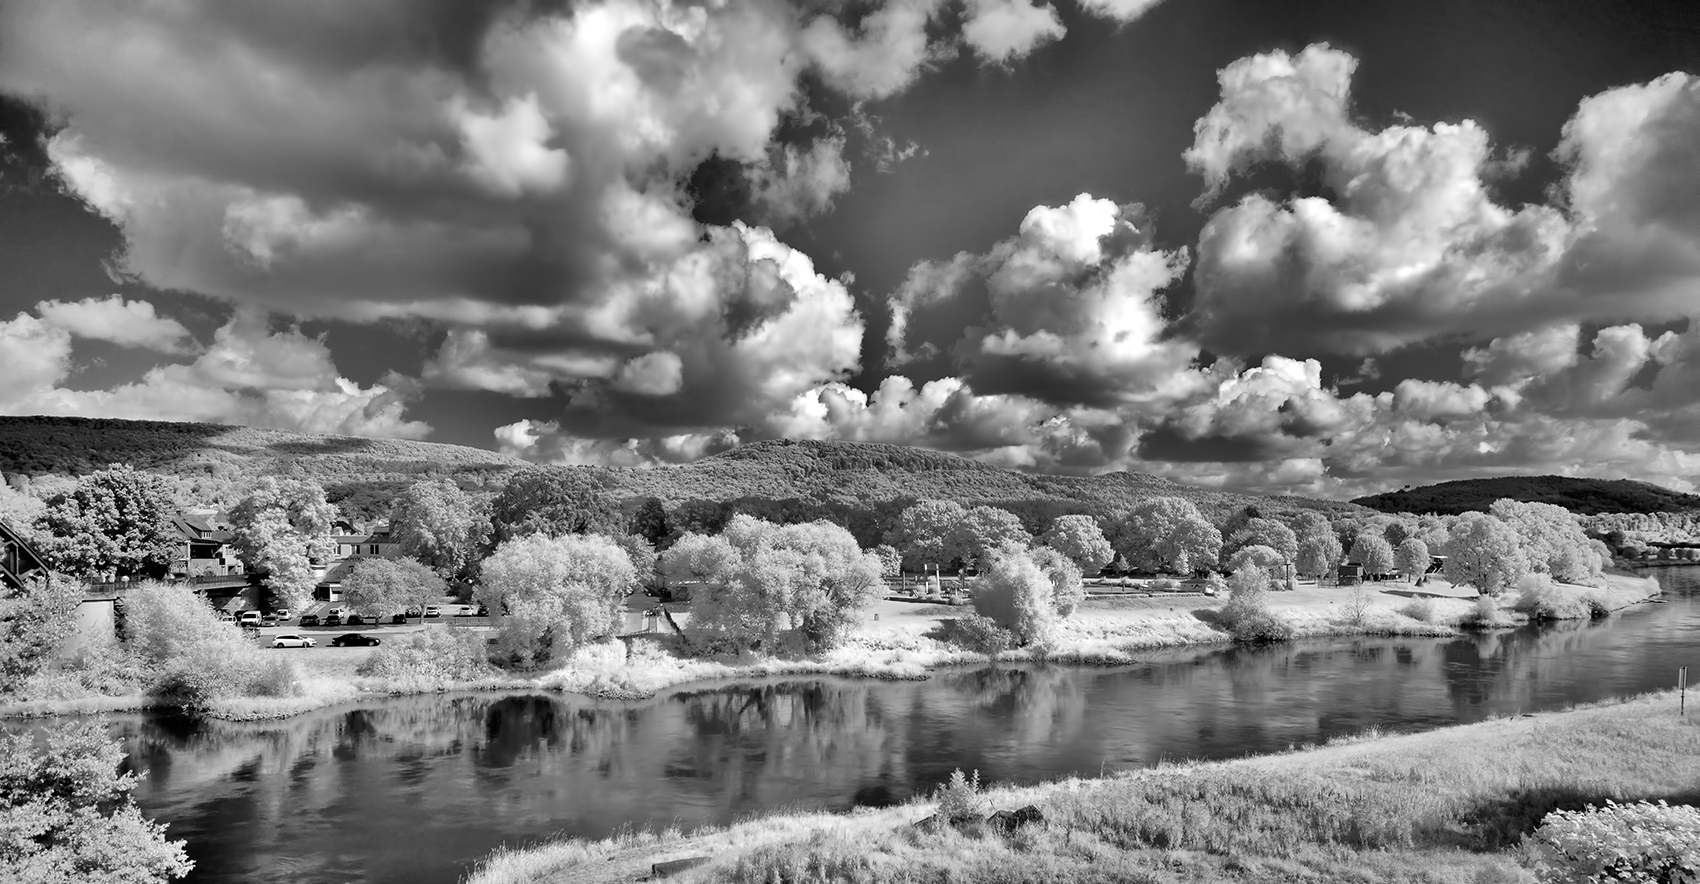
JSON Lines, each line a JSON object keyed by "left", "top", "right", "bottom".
{"left": 271, "top": 634, "right": 316, "bottom": 649}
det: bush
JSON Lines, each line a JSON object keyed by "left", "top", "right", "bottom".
{"left": 0, "top": 721, "right": 193, "bottom": 883}
{"left": 1215, "top": 568, "right": 1293, "bottom": 643}
{"left": 1397, "top": 597, "right": 1436, "bottom": 623}
{"left": 1525, "top": 800, "right": 1700, "bottom": 884}
{"left": 947, "top": 615, "right": 1014, "bottom": 655}
{"left": 971, "top": 545, "right": 1057, "bottom": 646}
{"left": 356, "top": 628, "right": 493, "bottom": 681}
{"left": 121, "top": 582, "right": 300, "bottom": 708}
{"left": 935, "top": 768, "right": 985, "bottom": 823}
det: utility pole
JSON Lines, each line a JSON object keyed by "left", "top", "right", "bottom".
{"left": 1681, "top": 667, "right": 1688, "bottom": 717}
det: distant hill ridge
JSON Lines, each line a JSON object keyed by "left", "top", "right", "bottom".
{"left": 0, "top": 416, "right": 1366, "bottom": 521}
{"left": 1353, "top": 475, "right": 1700, "bottom": 516}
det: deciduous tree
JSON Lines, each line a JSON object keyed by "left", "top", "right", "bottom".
{"left": 1395, "top": 538, "right": 1430, "bottom": 583}
{"left": 884, "top": 500, "right": 967, "bottom": 571}
{"left": 341, "top": 557, "right": 445, "bottom": 622}
{"left": 948, "top": 506, "right": 1030, "bottom": 570}
{"left": 36, "top": 465, "right": 179, "bottom": 582}
{"left": 687, "top": 517, "right": 883, "bottom": 652}
{"left": 489, "top": 468, "right": 622, "bottom": 543}
{"left": 0, "top": 722, "right": 193, "bottom": 883}
{"left": 1295, "top": 533, "right": 1342, "bottom": 579}
{"left": 389, "top": 479, "right": 489, "bottom": 583}
{"left": 1225, "top": 517, "right": 1298, "bottom": 563}
{"left": 1040, "top": 515, "right": 1113, "bottom": 574}
{"left": 1445, "top": 512, "right": 1530, "bottom": 596}
{"left": 228, "top": 477, "right": 336, "bottom": 612}
{"left": 1488, "top": 499, "right": 1601, "bottom": 584}
{"left": 477, "top": 533, "right": 635, "bottom": 667}
{"left": 1348, "top": 534, "right": 1396, "bottom": 577}
{"left": 1112, "top": 497, "right": 1222, "bottom": 575}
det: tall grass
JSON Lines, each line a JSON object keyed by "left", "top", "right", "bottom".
{"left": 623, "top": 691, "right": 1700, "bottom": 884}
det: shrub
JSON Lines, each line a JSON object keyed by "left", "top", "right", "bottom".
{"left": 935, "top": 768, "right": 985, "bottom": 823}
{"left": 1525, "top": 800, "right": 1700, "bottom": 884}
{"left": 1397, "top": 597, "right": 1436, "bottom": 623}
{"left": 1216, "top": 568, "right": 1293, "bottom": 643}
{"left": 0, "top": 721, "right": 193, "bottom": 883}
{"left": 971, "top": 545, "right": 1057, "bottom": 646}
{"left": 121, "top": 581, "right": 300, "bottom": 708}
{"left": 355, "top": 628, "right": 494, "bottom": 681}
{"left": 947, "top": 615, "right": 1014, "bottom": 655}
{"left": 1513, "top": 573, "right": 1588, "bottom": 621}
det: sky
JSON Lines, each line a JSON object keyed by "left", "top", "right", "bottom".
{"left": 3, "top": 0, "right": 1700, "bottom": 497}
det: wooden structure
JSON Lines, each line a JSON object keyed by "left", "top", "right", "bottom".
{"left": 0, "top": 519, "right": 50, "bottom": 591}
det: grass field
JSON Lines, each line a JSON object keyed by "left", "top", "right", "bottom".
{"left": 465, "top": 688, "right": 1700, "bottom": 884}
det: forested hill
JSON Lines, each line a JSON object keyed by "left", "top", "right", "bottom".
{"left": 0, "top": 417, "right": 1366, "bottom": 523}
{"left": 1352, "top": 475, "right": 1700, "bottom": 516}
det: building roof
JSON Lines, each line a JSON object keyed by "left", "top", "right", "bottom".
{"left": 170, "top": 513, "right": 233, "bottom": 544}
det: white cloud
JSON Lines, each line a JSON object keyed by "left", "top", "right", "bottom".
{"left": 747, "top": 135, "right": 853, "bottom": 227}
{"left": 611, "top": 351, "right": 684, "bottom": 396}
{"left": 887, "top": 193, "right": 1201, "bottom": 406}
{"left": 1184, "top": 45, "right": 1700, "bottom": 357}
{"left": 0, "top": 308, "right": 428, "bottom": 439}
{"left": 800, "top": 0, "right": 947, "bottom": 101}
{"left": 1074, "top": 0, "right": 1168, "bottom": 24}
{"left": 961, "top": 0, "right": 1066, "bottom": 65}
{"left": 34, "top": 294, "right": 195, "bottom": 353}
{"left": 451, "top": 93, "right": 571, "bottom": 197}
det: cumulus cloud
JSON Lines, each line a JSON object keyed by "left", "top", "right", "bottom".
{"left": 0, "top": 307, "right": 428, "bottom": 438}
{"left": 887, "top": 193, "right": 1202, "bottom": 407}
{"left": 1184, "top": 44, "right": 1700, "bottom": 357}
{"left": 961, "top": 0, "right": 1066, "bottom": 65}
{"left": 1074, "top": 0, "right": 1169, "bottom": 24}
{"left": 34, "top": 294, "right": 195, "bottom": 353}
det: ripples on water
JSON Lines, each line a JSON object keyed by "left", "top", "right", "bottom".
{"left": 76, "top": 569, "right": 1700, "bottom": 883}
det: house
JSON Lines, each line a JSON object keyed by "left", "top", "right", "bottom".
{"left": 169, "top": 512, "right": 243, "bottom": 579}
{"left": 314, "top": 522, "right": 401, "bottom": 601}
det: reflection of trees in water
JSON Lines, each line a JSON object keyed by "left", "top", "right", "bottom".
{"left": 661, "top": 680, "right": 906, "bottom": 817}
{"left": 933, "top": 666, "right": 1088, "bottom": 753}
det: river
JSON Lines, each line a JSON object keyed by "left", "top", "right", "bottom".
{"left": 78, "top": 570, "right": 1700, "bottom": 883}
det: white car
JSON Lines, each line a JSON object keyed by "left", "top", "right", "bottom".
{"left": 238, "top": 611, "right": 262, "bottom": 625}
{"left": 272, "top": 634, "right": 316, "bottom": 649}
{"left": 273, "top": 609, "right": 292, "bottom": 621}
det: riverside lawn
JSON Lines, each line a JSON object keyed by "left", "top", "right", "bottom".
{"left": 0, "top": 572, "right": 1660, "bottom": 723}
{"left": 463, "top": 688, "right": 1700, "bottom": 884}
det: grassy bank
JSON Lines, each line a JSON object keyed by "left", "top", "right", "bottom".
{"left": 1, "top": 573, "right": 1663, "bottom": 722}
{"left": 466, "top": 688, "right": 1700, "bottom": 884}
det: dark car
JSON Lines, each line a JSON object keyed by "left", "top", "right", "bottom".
{"left": 475, "top": 606, "right": 489, "bottom": 617}
{"left": 391, "top": 613, "right": 408, "bottom": 625}
{"left": 329, "top": 633, "right": 381, "bottom": 648}
{"left": 345, "top": 614, "right": 366, "bottom": 626}
{"left": 322, "top": 613, "right": 343, "bottom": 627}
{"left": 298, "top": 614, "right": 321, "bottom": 627}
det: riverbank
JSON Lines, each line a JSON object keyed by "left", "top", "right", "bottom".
{"left": 466, "top": 687, "right": 1700, "bottom": 884}
{"left": 0, "top": 572, "right": 1662, "bottom": 722}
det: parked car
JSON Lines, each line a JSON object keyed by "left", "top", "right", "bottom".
{"left": 423, "top": 605, "right": 441, "bottom": 619}
{"left": 391, "top": 613, "right": 408, "bottom": 625}
{"left": 326, "top": 607, "right": 348, "bottom": 619}
{"left": 238, "top": 611, "right": 262, "bottom": 626}
{"left": 273, "top": 609, "right": 292, "bottom": 621}
{"left": 322, "top": 613, "right": 343, "bottom": 627}
{"left": 298, "top": 614, "right": 321, "bottom": 627}
{"left": 330, "top": 633, "right": 381, "bottom": 648}
{"left": 345, "top": 614, "right": 366, "bottom": 626}
{"left": 261, "top": 614, "right": 279, "bottom": 626}
{"left": 403, "top": 608, "right": 423, "bottom": 619}
{"left": 271, "top": 634, "right": 315, "bottom": 649}
{"left": 216, "top": 611, "right": 235, "bottom": 622}
{"left": 475, "top": 605, "right": 488, "bottom": 617}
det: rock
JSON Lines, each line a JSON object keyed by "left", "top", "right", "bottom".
{"left": 652, "top": 856, "right": 710, "bottom": 878}
{"left": 988, "top": 805, "right": 1045, "bottom": 833}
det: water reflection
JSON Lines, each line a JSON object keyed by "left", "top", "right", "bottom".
{"left": 74, "top": 570, "right": 1700, "bottom": 884}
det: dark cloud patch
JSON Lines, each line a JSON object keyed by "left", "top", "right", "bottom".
{"left": 1136, "top": 425, "right": 1294, "bottom": 462}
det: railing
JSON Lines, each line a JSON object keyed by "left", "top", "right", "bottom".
{"left": 84, "top": 573, "right": 254, "bottom": 597}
